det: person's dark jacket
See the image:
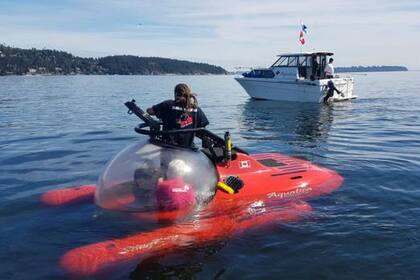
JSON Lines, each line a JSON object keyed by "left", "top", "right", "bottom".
{"left": 152, "top": 100, "right": 209, "bottom": 147}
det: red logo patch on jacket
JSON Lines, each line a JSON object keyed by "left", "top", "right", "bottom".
{"left": 176, "top": 115, "right": 193, "bottom": 128}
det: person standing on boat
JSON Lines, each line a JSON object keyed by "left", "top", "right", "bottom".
{"left": 324, "top": 58, "right": 335, "bottom": 78}
{"left": 323, "top": 80, "right": 343, "bottom": 104}
{"left": 311, "top": 54, "right": 320, "bottom": 80}
{"left": 146, "top": 83, "right": 209, "bottom": 147}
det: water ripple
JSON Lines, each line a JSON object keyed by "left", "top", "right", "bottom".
{"left": 1, "top": 150, "right": 81, "bottom": 165}
{"left": 1, "top": 73, "right": 420, "bottom": 279}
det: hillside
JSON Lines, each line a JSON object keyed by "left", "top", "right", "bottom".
{"left": 0, "top": 44, "right": 227, "bottom": 75}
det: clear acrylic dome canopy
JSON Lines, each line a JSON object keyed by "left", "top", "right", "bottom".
{"left": 95, "top": 138, "right": 218, "bottom": 212}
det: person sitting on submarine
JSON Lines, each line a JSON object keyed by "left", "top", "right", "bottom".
{"left": 133, "top": 159, "right": 162, "bottom": 201}
{"left": 146, "top": 84, "right": 243, "bottom": 195}
{"left": 146, "top": 83, "right": 209, "bottom": 147}
{"left": 155, "top": 158, "right": 245, "bottom": 209}
{"left": 156, "top": 159, "right": 196, "bottom": 211}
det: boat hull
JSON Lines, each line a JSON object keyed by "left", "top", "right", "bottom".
{"left": 235, "top": 77, "right": 355, "bottom": 103}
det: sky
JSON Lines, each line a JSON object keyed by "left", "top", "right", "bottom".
{"left": 1, "top": 0, "right": 419, "bottom": 70}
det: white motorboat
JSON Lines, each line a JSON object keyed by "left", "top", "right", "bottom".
{"left": 235, "top": 52, "right": 356, "bottom": 103}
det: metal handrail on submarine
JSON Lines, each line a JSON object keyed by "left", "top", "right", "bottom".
{"left": 124, "top": 100, "right": 248, "bottom": 164}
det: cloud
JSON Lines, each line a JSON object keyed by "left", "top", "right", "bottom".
{"left": 1, "top": 0, "right": 419, "bottom": 69}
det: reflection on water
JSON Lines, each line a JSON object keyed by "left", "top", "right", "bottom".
{"left": 129, "top": 241, "right": 226, "bottom": 280}
{"left": 239, "top": 100, "right": 334, "bottom": 148}
{"left": 127, "top": 200, "right": 310, "bottom": 279}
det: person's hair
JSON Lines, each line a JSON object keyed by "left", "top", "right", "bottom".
{"left": 174, "top": 83, "right": 198, "bottom": 111}
{"left": 327, "top": 80, "right": 334, "bottom": 87}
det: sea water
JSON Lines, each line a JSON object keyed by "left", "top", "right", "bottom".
{"left": 1, "top": 72, "right": 420, "bottom": 279}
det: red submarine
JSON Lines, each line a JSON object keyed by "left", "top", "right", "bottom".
{"left": 41, "top": 100, "right": 343, "bottom": 276}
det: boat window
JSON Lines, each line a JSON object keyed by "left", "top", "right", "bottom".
{"left": 271, "top": 57, "right": 280, "bottom": 67}
{"left": 242, "top": 69, "right": 274, "bottom": 78}
{"left": 308, "top": 58, "right": 312, "bottom": 66}
{"left": 272, "top": 56, "right": 288, "bottom": 67}
{"left": 298, "top": 56, "right": 308, "bottom": 66}
{"left": 262, "top": 70, "right": 275, "bottom": 78}
{"left": 288, "top": 56, "right": 297, "bottom": 67}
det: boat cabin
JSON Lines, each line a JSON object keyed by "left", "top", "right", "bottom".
{"left": 243, "top": 52, "right": 334, "bottom": 81}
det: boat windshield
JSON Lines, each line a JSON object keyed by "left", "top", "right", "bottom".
{"left": 270, "top": 54, "right": 333, "bottom": 80}
{"left": 272, "top": 55, "right": 310, "bottom": 67}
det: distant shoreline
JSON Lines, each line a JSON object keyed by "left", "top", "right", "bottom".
{"left": 0, "top": 73, "right": 226, "bottom": 77}
{"left": 228, "top": 67, "right": 410, "bottom": 75}
{"left": 0, "top": 44, "right": 410, "bottom": 76}
{"left": 335, "top": 66, "right": 408, "bottom": 73}
{"left": 0, "top": 44, "right": 228, "bottom": 76}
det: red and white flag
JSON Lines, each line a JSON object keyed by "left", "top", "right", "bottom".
{"left": 299, "top": 31, "right": 305, "bottom": 45}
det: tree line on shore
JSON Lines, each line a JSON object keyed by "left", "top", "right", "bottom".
{"left": 336, "top": 65, "right": 408, "bottom": 73}
{"left": 0, "top": 44, "right": 228, "bottom": 76}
